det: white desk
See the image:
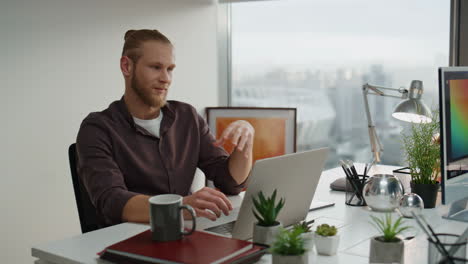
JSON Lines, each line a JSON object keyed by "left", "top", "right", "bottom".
{"left": 32, "top": 165, "right": 468, "bottom": 264}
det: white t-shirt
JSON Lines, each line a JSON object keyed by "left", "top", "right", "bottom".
{"left": 132, "top": 111, "right": 163, "bottom": 138}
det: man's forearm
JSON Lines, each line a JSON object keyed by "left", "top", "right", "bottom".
{"left": 228, "top": 149, "right": 253, "bottom": 184}
{"left": 121, "top": 194, "right": 151, "bottom": 223}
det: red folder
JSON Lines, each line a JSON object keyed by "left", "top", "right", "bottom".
{"left": 99, "top": 229, "right": 267, "bottom": 264}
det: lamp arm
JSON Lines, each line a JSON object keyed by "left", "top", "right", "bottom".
{"left": 368, "top": 125, "right": 383, "bottom": 164}
{"left": 363, "top": 83, "right": 408, "bottom": 99}
{"left": 362, "top": 85, "right": 384, "bottom": 163}
{"left": 367, "top": 94, "right": 404, "bottom": 100}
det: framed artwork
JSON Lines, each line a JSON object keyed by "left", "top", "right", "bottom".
{"left": 205, "top": 107, "right": 297, "bottom": 163}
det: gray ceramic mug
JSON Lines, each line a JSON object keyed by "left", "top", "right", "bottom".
{"left": 149, "top": 194, "right": 196, "bottom": 242}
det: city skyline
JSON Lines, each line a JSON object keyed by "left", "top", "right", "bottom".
{"left": 231, "top": 63, "right": 439, "bottom": 168}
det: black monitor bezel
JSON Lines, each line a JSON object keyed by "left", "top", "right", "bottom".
{"left": 440, "top": 69, "right": 468, "bottom": 163}
{"left": 439, "top": 67, "right": 468, "bottom": 204}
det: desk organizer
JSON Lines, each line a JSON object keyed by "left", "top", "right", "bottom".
{"left": 428, "top": 233, "right": 467, "bottom": 264}
{"left": 345, "top": 175, "right": 369, "bottom": 206}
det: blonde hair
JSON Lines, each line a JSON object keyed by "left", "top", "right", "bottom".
{"left": 121, "top": 29, "right": 172, "bottom": 63}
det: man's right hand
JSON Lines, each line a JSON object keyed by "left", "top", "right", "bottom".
{"left": 183, "top": 187, "right": 233, "bottom": 221}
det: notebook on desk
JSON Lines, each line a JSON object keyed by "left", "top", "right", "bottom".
{"left": 204, "top": 148, "right": 329, "bottom": 240}
{"left": 99, "top": 229, "right": 267, "bottom": 264}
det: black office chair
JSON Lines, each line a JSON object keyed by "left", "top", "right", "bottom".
{"left": 68, "top": 143, "right": 101, "bottom": 233}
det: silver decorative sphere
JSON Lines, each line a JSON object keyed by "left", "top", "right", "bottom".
{"left": 363, "top": 174, "right": 404, "bottom": 212}
{"left": 399, "top": 193, "right": 424, "bottom": 218}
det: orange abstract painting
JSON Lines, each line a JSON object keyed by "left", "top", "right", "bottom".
{"left": 216, "top": 117, "right": 286, "bottom": 162}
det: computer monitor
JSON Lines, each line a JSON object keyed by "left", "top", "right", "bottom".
{"left": 439, "top": 66, "right": 468, "bottom": 222}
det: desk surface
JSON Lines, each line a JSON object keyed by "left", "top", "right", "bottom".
{"left": 32, "top": 164, "right": 468, "bottom": 264}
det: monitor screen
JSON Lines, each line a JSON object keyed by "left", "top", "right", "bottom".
{"left": 445, "top": 77, "right": 468, "bottom": 161}
{"left": 439, "top": 67, "right": 468, "bottom": 206}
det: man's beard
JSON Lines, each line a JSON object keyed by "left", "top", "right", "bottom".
{"left": 131, "top": 72, "right": 167, "bottom": 108}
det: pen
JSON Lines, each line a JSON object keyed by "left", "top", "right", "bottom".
{"left": 340, "top": 160, "right": 363, "bottom": 201}
{"left": 339, "top": 160, "right": 353, "bottom": 178}
{"left": 346, "top": 160, "right": 359, "bottom": 179}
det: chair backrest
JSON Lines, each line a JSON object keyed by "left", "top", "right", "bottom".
{"left": 68, "top": 143, "right": 101, "bottom": 233}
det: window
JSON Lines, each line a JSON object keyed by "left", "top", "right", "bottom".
{"left": 228, "top": 0, "right": 449, "bottom": 169}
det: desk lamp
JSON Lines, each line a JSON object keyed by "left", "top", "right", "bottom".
{"left": 362, "top": 80, "right": 432, "bottom": 163}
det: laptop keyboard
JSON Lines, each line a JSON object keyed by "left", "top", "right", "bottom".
{"left": 205, "top": 220, "right": 236, "bottom": 235}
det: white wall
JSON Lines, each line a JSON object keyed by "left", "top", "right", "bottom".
{"left": 0, "top": 0, "right": 219, "bottom": 262}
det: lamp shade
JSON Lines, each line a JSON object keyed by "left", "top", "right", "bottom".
{"left": 391, "top": 80, "right": 432, "bottom": 123}
{"left": 392, "top": 99, "right": 432, "bottom": 123}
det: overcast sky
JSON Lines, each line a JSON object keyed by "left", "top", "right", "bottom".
{"left": 232, "top": 0, "right": 450, "bottom": 70}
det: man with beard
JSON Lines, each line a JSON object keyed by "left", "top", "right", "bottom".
{"left": 76, "top": 29, "right": 254, "bottom": 227}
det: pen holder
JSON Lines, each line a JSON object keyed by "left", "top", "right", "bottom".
{"left": 345, "top": 175, "right": 368, "bottom": 206}
{"left": 428, "top": 233, "right": 467, "bottom": 264}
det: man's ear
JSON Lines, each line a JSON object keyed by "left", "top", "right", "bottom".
{"left": 120, "top": 56, "right": 133, "bottom": 77}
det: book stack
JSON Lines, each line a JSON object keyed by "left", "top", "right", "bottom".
{"left": 99, "top": 229, "right": 267, "bottom": 264}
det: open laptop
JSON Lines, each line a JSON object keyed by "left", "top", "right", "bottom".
{"left": 204, "top": 147, "right": 329, "bottom": 240}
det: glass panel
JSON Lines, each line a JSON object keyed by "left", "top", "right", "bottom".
{"left": 231, "top": 0, "right": 449, "bottom": 169}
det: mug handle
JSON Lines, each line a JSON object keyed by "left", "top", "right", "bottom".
{"left": 180, "top": 205, "right": 196, "bottom": 235}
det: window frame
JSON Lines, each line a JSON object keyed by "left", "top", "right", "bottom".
{"left": 450, "top": 0, "right": 468, "bottom": 66}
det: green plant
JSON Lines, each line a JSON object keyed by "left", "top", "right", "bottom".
{"left": 270, "top": 228, "right": 307, "bottom": 256}
{"left": 401, "top": 110, "right": 440, "bottom": 184}
{"left": 252, "top": 189, "right": 285, "bottom": 226}
{"left": 315, "top": 224, "right": 337, "bottom": 237}
{"left": 370, "top": 214, "right": 411, "bottom": 242}
{"left": 293, "top": 221, "right": 312, "bottom": 233}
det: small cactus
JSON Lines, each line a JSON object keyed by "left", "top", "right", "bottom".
{"left": 315, "top": 224, "right": 337, "bottom": 237}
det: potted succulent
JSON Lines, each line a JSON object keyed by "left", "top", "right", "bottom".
{"left": 314, "top": 224, "right": 339, "bottom": 256}
{"left": 369, "top": 213, "right": 411, "bottom": 263}
{"left": 252, "top": 189, "right": 285, "bottom": 246}
{"left": 293, "top": 221, "right": 314, "bottom": 248}
{"left": 401, "top": 111, "right": 440, "bottom": 208}
{"left": 270, "top": 227, "right": 309, "bottom": 264}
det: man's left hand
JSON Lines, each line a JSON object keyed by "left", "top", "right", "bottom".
{"left": 214, "top": 120, "right": 254, "bottom": 157}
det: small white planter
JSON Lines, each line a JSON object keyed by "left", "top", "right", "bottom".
{"left": 301, "top": 232, "right": 314, "bottom": 249}
{"left": 272, "top": 253, "right": 308, "bottom": 264}
{"left": 314, "top": 233, "right": 340, "bottom": 256}
{"left": 252, "top": 221, "right": 282, "bottom": 246}
{"left": 369, "top": 236, "right": 404, "bottom": 264}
